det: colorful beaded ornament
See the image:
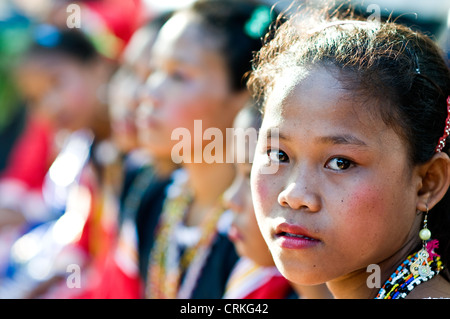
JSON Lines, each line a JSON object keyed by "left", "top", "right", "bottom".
{"left": 375, "top": 239, "right": 444, "bottom": 299}
{"left": 146, "top": 169, "right": 225, "bottom": 299}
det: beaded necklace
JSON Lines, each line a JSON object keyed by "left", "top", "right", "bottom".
{"left": 375, "top": 240, "right": 444, "bottom": 299}
{"left": 146, "top": 169, "right": 225, "bottom": 299}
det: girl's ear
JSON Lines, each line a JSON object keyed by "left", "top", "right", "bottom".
{"left": 417, "top": 151, "right": 450, "bottom": 212}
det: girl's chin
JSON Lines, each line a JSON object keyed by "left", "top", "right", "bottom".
{"left": 279, "top": 267, "right": 329, "bottom": 286}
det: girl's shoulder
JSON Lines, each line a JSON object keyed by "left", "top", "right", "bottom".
{"left": 406, "top": 275, "right": 450, "bottom": 299}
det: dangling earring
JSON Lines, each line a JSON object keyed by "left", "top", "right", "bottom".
{"left": 418, "top": 205, "right": 431, "bottom": 242}
{"left": 410, "top": 205, "right": 432, "bottom": 278}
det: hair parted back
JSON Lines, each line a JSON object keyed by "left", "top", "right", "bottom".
{"left": 248, "top": 2, "right": 450, "bottom": 279}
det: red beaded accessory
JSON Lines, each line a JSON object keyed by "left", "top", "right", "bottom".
{"left": 435, "top": 96, "right": 450, "bottom": 153}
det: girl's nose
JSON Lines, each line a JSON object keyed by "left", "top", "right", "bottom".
{"left": 277, "top": 180, "right": 321, "bottom": 212}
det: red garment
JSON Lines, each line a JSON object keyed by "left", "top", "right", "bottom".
{"left": 1, "top": 115, "right": 54, "bottom": 190}
{"left": 69, "top": 165, "right": 142, "bottom": 299}
{"left": 244, "top": 275, "right": 292, "bottom": 299}
{"left": 41, "top": 162, "right": 139, "bottom": 299}
{"left": 74, "top": 213, "right": 143, "bottom": 299}
{"left": 75, "top": 244, "right": 143, "bottom": 299}
{"left": 84, "top": 0, "right": 147, "bottom": 52}
{"left": 223, "top": 258, "right": 293, "bottom": 299}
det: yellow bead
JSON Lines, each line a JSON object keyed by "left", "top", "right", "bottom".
{"left": 419, "top": 228, "right": 431, "bottom": 241}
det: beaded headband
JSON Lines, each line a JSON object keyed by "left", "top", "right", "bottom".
{"left": 435, "top": 96, "right": 450, "bottom": 153}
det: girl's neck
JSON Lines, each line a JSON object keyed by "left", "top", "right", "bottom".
{"left": 183, "top": 161, "right": 235, "bottom": 227}
{"left": 326, "top": 235, "right": 421, "bottom": 299}
{"left": 294, "top": 283, "right": 333, "bottom": 299}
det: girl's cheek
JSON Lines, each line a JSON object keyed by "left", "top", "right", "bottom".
{"left": 354, "top": 182, "right": 390, "bottom": 215}
{"left": 336, "top": 182, "right": 392, "bottom": 245}
{"left": 339, "top": 183, "right": 378, "bottom": 216}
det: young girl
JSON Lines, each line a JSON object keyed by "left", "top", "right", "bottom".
{"left": 248, "top": 11, "right": 450, "bottom": 299}
{"left": 223, "top": 103, "right": 332, "bottom": 299}
{"left": 139, "top": 0, "right": 277, "bottom": 298}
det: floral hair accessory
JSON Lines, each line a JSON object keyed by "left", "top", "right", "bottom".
{"left": 435, "top": 96, "right": 450, "bottom": 153}
{"left": 244, "top": 6, "right": 272, "bottom": 40}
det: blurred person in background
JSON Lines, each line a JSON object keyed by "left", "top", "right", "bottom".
{"left": 70, "top": 12, "right": 175, "bottom": 298}
{"left": 222, "top": 103, "right": 333, "bottom": 299}
{"left": 0, "top": 24, "right": 116, "bottom": 298}
{"left": 139, "top": 0, "right": 278, "bottom": 299}
{"left": 0, "top": 1, "right": 32, "bottom": 278}
{"left": 0, "top": 25, "right": 112, "bottom": 230}
{"left": 108, "top": 11, "right": 174, "bottom": 184}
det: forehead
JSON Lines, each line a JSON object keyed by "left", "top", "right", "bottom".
{"left": 152, "top": 12, "right": 221, "bottom": 64}
{"left": 262, "top": 66, "right": 395, "bottom": 144}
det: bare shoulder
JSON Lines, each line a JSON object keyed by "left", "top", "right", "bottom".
{"left": 406, "top": 275, "right": 450, "bottom": 299}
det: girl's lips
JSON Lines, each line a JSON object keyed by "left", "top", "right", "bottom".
{"left": 274, "top": 222, "right": 320, "bottom": 250}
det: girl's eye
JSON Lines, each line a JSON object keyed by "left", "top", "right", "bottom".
{"left": 267, "top": 149, "right": 289, "bottom": 163}
{"left": 325, "top": 157, "right": 353, "bottom": 171}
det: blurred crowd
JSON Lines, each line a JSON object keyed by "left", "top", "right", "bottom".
{"left": 0, "top": 0, "right": 448, "bottom": 299}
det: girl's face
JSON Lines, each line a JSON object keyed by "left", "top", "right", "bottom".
{"left": 223, "top": 110, "right": 274, "bottom": 267}
{"left": 251, "top": 66, "right": 422, "bottom": 285}
{"left": 137, "top": 12, "right": 241, "bottom": 160}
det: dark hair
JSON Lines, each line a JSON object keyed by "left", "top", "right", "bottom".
{"left": 184, "top": 0, "right": 279, "bottom": 91}
{"left": 28, "top": 24, "right": 98, "bottom": 63}
{"left": 249, "top": 11, "right": 450, "bottom": 278}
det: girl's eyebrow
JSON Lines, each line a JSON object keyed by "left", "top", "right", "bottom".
{"left": 263, "top": 129, "right": 368, "bottom": 147}
{"left": 315, "top": 134, "right": 368, "bottom": 147}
